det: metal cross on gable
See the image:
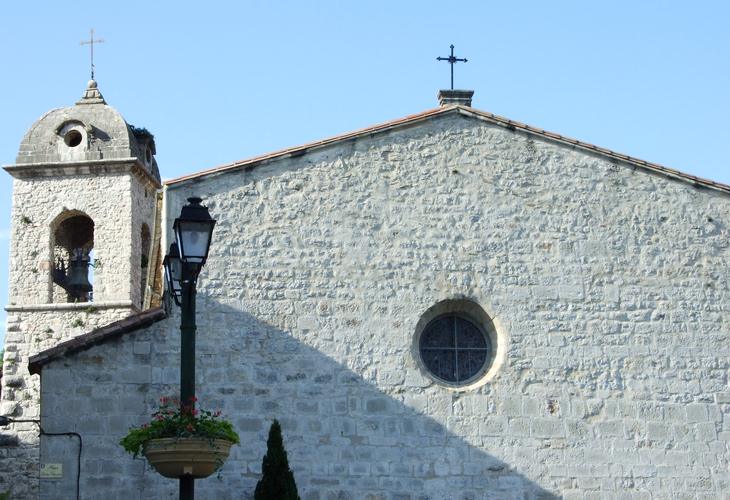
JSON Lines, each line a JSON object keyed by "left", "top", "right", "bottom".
{"left": 436, "top": 44, "right": 467, "bottom": 90}
{"left": 80, "top": 29, "right": 105, "bottom": 80}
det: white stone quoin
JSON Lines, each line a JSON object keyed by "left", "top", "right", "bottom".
{"left": 1, "top": 83, "right": 729, "bottom": 499}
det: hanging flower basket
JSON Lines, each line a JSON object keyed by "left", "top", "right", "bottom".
{"left": 120, "top": 397, "right": 240, "bottom": 479}
{"left": 143, "top": 437, "right": 234, "bottom": 479}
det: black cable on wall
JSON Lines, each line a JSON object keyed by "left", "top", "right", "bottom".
{"left": 0, "top": 417, "right": 82, "bottom": 500}
{"left": 41, "top": 430, "right": 82, "bottom": 500}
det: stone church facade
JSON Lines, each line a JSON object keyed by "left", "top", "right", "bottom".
{"left": 1, "top": 82, "right": 729, "bottom": 499}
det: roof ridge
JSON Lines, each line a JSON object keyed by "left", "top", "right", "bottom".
{"left": 164, "top": 106, "right": 730, "bottom": 195}
{"left": 459, "top": 107, "right": 730, "bottom": 194}
{"left": 165, "top": 107, "right": 449, "bottom": 186}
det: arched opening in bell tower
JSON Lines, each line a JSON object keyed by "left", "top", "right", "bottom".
{"left": 51, "top": 211, "right": 94, "bottom": 303}
{"left": 140, "top": 223, "right": 151, "bottom": 306}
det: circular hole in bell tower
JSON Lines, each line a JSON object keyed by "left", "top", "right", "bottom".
{"left": 64, "top": 130, "right": 83, "bottom": 147}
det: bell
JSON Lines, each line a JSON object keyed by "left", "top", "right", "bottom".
{"left": 66, "top": 249, "right": 92, "bottom": 299}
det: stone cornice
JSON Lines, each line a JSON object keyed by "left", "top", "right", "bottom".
{"left": 6, "top": 300, "right": 137, "bottom": 313}
{"left": 3, "top": 158, "right": 161, "bottom": 188}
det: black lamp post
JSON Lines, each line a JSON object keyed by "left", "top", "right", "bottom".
{"left": 163, "top": 197, "right": 216, "bottom": 500}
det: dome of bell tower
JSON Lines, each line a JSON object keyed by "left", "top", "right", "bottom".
{"left": 14, "top": 79, "right": 160, "bottom": 182}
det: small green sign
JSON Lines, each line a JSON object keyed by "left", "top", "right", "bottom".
{"left": 40, "top": 463, "right": 63, "bottom": 479}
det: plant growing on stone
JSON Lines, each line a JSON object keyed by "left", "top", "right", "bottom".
{"left": 254, "top": 419, "right": 300, "bottom": 500}
{"left": 130, "top": 125, "right": 155, "bottom": 142}
{"left": 120, "top": 396, "right": 239, "bottom": 458}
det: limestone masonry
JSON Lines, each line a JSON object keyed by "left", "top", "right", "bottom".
{"left": 1, "top": 82, "right": 729, "bottom": 499}
{"left": 1, "top": 81, "right": 160, "bottom": 498}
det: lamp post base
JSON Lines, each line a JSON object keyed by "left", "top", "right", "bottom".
{"left": 180, "top": 476, "right": 194, "bottom": 499}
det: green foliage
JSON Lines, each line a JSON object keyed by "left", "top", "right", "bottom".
{"left": 20, "top": 215, "right": 32, "bottom": 225}
{"left": 120, "top": 397, "right": 239, "bottom": 458}
{"left": 254, "top": 420, "right": 300, "bottom": 500}
{"left": 70, "top": 318, "right": 84, "bottom": 328}
{"left": 130, "top": 125, "right": 155, "bottom": 142}
{"left": 0, "top": 490, "right": 9, "bottom": 500}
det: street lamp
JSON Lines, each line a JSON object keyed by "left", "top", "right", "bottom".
{"left": 173, "top": 197, "right": 216, "bottom": 270}
{"left": 163, "top": 243, "right": 182, "bottom": 306}
{"left": 163, "top": 197, "right": 216, "bottom": 500}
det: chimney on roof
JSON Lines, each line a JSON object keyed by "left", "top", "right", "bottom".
{"left": 438, "top": 89, "right": 474, "bottom": 107}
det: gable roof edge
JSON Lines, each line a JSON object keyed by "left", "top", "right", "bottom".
{"left": 165, "top": 107, "right": 454, "bottom": 187}
{"left": 165, "top": 105, "right": 730, "bottom": 196}
{"left": 456, "top": 107, "right": 730, "bottom": 195}
{"left": 28, "top": 307, "right": 167, "bottom": 375}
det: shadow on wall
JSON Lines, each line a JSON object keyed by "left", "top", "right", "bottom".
{"left": 41, "top": 295, "right": 559, "bottom": 500}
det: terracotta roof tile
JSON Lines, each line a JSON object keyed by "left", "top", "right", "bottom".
{"left": 28, "top": 307, "right": 167, "bottom": 374}
{"left": 165, "top": 106, "right": 730, "bottom": 195}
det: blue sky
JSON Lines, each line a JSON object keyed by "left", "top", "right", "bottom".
{"left": 0, "top": 1, "right": 728, "bottom": 344}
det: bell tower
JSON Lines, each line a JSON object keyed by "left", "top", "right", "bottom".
{"left": 0, "top": 80, "right": 162, "bottom": 497}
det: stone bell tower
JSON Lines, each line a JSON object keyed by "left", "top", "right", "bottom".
{"left": 0, "top": 80, "right": 162, "bottom": 497}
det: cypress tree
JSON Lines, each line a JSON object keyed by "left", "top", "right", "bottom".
{"left": 254, "top": 419, "right": 300, "bottom": 500}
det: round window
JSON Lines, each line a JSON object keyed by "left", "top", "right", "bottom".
{"left": 419, "top": 314, "right": 491, "bottom": 384}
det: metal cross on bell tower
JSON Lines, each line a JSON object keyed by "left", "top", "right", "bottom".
{"left": 80, "top": 29, "right": 105, "bottom": 80}
{"left": 436, "top": 44, "right": 468, "bottom": 90}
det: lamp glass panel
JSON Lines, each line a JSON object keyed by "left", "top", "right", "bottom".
{"left": 176, "top": 221, "right": 212, "bottom": 263}
{"left": 164, "top": 254, "right": 182, "bottom": 296}
{"left": 171, "top": 264, "right": 183, "bottom": 293}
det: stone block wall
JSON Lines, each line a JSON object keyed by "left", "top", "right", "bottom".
{"left": 1, "top": 306, "right": 133, "bottom": 498}
{"left": 8, "top": 172, "right": 140, "bottom": 305}
{"left": 36, "top": 113, "right": 730, "bottom": 498}
{"left": 1, "top": 168, "right": 157, "bottom": 497}
{"left": 130, "top": 175, "right": 158, "bottom": 309}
